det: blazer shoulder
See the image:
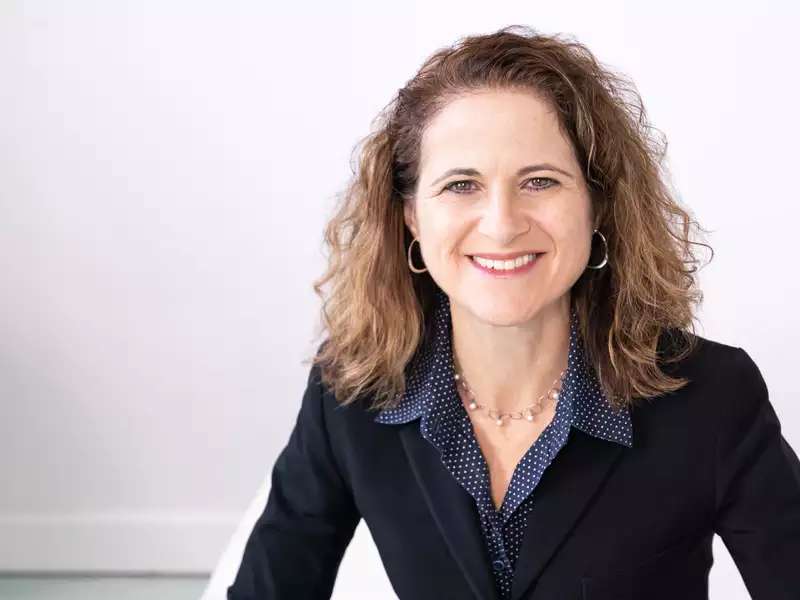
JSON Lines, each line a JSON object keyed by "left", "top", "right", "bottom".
{"left": 663, "top": 329, "right": 768, "bottom": 426}
{"left": 306, "top": 344, "right": 376, "bottom": 428}
{"left": 659, "top": 327, "right": 744, "bottom": 376}
{"left": 651, "top": 328, "right": 768, "bottom": 420}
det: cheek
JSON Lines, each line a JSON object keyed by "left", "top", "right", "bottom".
{"left": 421, "top": 217, "right": 469, "bottom": 256}
{"left": 549, "top": 222, "right": 593, "bottom": 268}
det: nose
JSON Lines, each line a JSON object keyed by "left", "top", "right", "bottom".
{"left": 476, "top": 185, "right": 530, "bottom": 245}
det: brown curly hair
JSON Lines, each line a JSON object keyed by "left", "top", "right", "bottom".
{"left": 306, "top": 25, "right": 712, "bottom": 412}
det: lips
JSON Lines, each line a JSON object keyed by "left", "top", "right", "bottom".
{"left": 468, "top": 250, "right": 546, "bottom": 260}
{"left": 468, "top": 252, "right": 542, "bottom": 275}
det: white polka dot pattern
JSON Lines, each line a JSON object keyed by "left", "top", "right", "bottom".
{"left": 375, "top": 288, "right": 633, "bottom": 598}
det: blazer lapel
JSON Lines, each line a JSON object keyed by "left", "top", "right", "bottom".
{"left": 510, "top": 427, "right": 626, "bottom": 600}
{"left": 399, "top": 423, "right": 501, "bottom": 600}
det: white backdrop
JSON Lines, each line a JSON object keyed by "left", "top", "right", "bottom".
{"left": 1, "top": 1, "right": 798, "bottom": 598}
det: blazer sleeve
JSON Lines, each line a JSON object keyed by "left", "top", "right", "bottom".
{"left": 227, "top": 360, "right": 361, "bottom": 599}
{"left": 713, "top": 346, "right": 800, "bottom": 599}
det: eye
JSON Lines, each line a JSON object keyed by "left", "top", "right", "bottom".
{"left": 524, "top": 177, "right": 558, "bottom": 191}
{"left": 442, "top": 177, "right": 558, "bottom": 194}
{"left": 443, "top": 180, "right": 478, "bottom": 194}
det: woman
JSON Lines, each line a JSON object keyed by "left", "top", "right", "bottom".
{"left": 227, "top": 26, "right": 800, "bottom": 600}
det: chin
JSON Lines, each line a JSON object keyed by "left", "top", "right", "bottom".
{"left": 465, "top": 296, "right": 540, "bottom": 327}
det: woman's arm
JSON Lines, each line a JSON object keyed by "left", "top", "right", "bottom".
{"left": 227, "top": 359, "right": 361, "bottom": 599}
{"left": 713, "top": 347, "right": 800, "bottom": 599}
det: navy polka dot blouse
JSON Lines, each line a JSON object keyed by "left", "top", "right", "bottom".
{"left": 374, "top": 288, "right": 633, "bottom": 599}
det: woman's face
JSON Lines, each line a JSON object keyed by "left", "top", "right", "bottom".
{"left": 404, "top": 89, "right": 596, "bottom": 325}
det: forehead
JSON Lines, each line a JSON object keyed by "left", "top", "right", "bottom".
{"left": 419, "top": 89, "right": 575, "bottom": 173}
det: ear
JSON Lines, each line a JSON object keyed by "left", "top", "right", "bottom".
{"left": 590, "top": 199, "right": 601, "bottom": 231}
{"left": 403, "top": 199, "right": 419, "bottom": 239}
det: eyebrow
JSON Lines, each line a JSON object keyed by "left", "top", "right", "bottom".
{"left": 429, "top": 163, "right": 575, "bottom": 187}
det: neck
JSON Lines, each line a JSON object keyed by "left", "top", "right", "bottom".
{"left": 449, "top": 294, "right": 572, "bottom": 414}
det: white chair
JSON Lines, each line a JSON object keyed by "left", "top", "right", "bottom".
{"left": 200, "top": 478, "right": 269, "bottom": 600}
{"left": 200, "top": 479, "right": 397, "bottom": 600}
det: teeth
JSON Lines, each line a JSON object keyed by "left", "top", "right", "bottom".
{"left": 472, "top": 253, "right": 537, "bottom": 270}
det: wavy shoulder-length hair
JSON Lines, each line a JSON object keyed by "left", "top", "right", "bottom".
{"left": 306, "top": 25, "right": 712, "bottom": 413}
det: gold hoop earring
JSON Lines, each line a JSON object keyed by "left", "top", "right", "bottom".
{"left": 407, "top": 238, "right": 428, "bottom": 273}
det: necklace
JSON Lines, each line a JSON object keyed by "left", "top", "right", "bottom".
{"left": 453, "top": 363, "right": 567, "bottom": 427}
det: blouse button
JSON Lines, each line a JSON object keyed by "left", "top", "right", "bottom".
{"left": 492, "top": 558, "right": 506, "bottom": 572}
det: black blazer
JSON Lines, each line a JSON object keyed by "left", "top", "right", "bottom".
{"left": 227, "top": 335, "right": 800, "bottom": 600}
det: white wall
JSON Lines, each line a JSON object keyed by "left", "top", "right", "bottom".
{"left": 1, "top": 1, "right": 798, "bottom": 598}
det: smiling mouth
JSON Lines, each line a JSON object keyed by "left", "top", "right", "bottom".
{"left": 467, "top": 253, "right": 543, "bottom": 274}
